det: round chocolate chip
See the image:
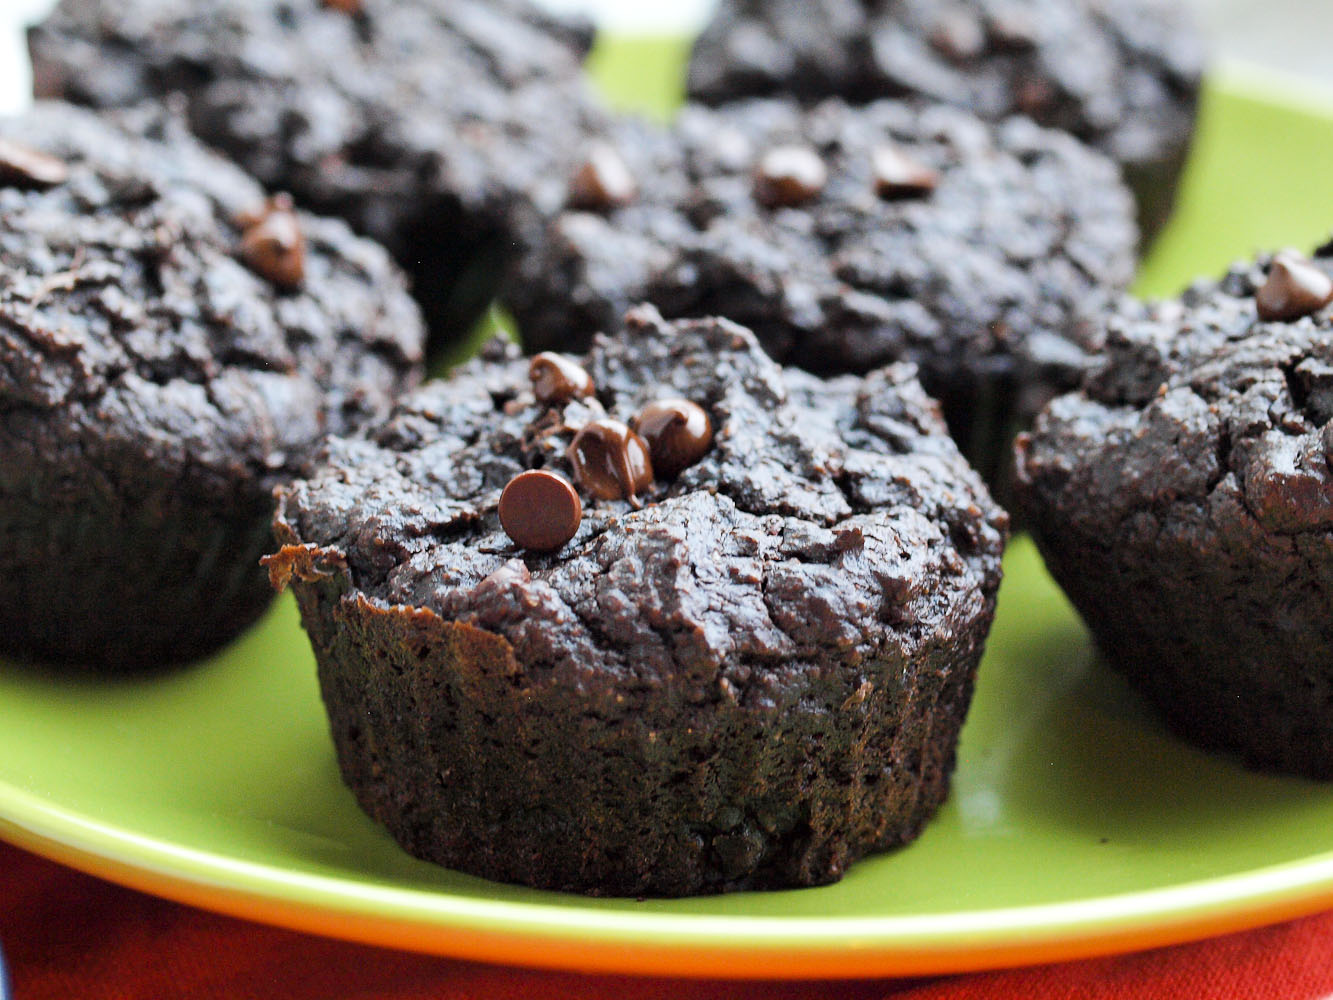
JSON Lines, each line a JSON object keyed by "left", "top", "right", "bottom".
{"left": 1015, "top": 77, "right": 1056, "bottom": 117}
{"left": 754, "top": 146, "right": 827, "bottom": 208}
{"left": 568, "top": 142, "right": 637, "bottom": 211}
{"left": 1256, "top": 251, "right": 1333, "bottom": 323}
{"left": 240, "top": 193, "right": 306, "bottom": 290}
{"left": 0, "top": 137, "right": 68, "bottom": 190}
{"left": 630, "top": 399, "right": 713, "bottom": 479}
{"left": 872, "top": 145, "right": 940, "bottom": 201}
{"left": 567, "top": 418, "right": 654, "bottom": 505}
{"left": 529, "top": 351, "right": 595, "bottom": 406}
{"left": 499, "top": 470, "right": 582, "bottom": 553}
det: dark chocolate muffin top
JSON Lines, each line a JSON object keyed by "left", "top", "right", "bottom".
{"left": 0, "top": 101, "right": 424, "bottom": 489}
{"left": 274, "top": 307, "right": 1007, "bottom": 680}
{"left": 508, "top": 98, "right": 1136, "bottom": 396}
{"left": 1019, "top": 245, "right": 1333, "bottom": 536}
{"left": 687, "top": 0, "right": 1203, "bottom": 176}
{"left": 28, "top": 0, "right": 609, "bottom": 332}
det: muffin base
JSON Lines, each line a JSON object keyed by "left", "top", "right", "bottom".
{"left": 270, "top": 542, "right": 995, "bottom": 897}
{"left": 0, "top": 417, "right": 275, "bottom": 670}
{"left": 1024, "top": 509, "right": 1333, "bottom": 780}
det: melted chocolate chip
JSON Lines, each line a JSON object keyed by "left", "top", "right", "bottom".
{"left": 0, "top": 138, "right": 68, "bottom": 190}
{"left": 872, "top": 146, "right": 940, "bottom": 200}
{"left": 240, "top": 193, "right": 305, "bottom": 290}
{"left": 754, "top": 146, "right": 827, "bottom": 208}
{"left": 529, "top": 352, "right": 595, "bottom": 406}
{"left": 567, "top": 419, "right": 654, "bottom": 506}
{"left": 499, "top": 470, "right": 582, "bottom": 552}
{"left": 630, "top": 399, "right": 713, "bottom": 478}
{"left": 1256, "top": 251, "right": 1333, "bottom": 323}
{"left": 568, "top": 143, "right": 637, "bottom": 211}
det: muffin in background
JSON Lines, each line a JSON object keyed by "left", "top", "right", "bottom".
{"left": 507, "top": 97, "right": 1137, "bottom": 487}
{"left": 0, "top": 102, "right": 424, "bottom": 669}
{"left": 28, "top": 0, "right": 610, "bottom": 346}
{"left": 687, "top": 0, "right": 1204, "bottom": 238}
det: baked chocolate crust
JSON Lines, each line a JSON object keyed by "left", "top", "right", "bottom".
{"left": 0, "top": 102, "right": 424, "bottom": 668}
{"left": 686, "top": 0, "right": 1204, "bottom": 237}
{"left": 271, "top": 307, "right": 1007, "bottom": 895}
{"left": 1016, "top": 246, "right": 1333, "bottom": 777}
{"left": 507, "top": 99, "right": 1136, "bottom": 483}
{"left": 28, "top": 0, "right": 608, "bottom": 343}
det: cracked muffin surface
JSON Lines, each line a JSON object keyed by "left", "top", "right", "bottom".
{"left": 269, "top": 307, "right": 1008, "bottom": 895}
{"left": 1016, "top": 244, "right": 1333, "bottom": 777}
{"left": 508, "top": 98, "right": 1136, "bottom": 483}
{"left": 28, "top": 0, "right": 608, "bottom": 343}
{"left": 0, "top": 101, "right": 424, "bottom": 668}
{"left": 686, "top": 0, "right": 1204, "bottom": 237}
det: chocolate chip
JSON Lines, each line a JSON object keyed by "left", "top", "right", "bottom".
{"left": 0, "top": 138, "right": 68, "bottom": 190}
{"left": 872, "top": 146, "right": 940, "bottom": 200}
{"left": 1256, "top": 251, "right": 1333, "bottom": 323}
{"left": 568, "top": 143, "right": 636, "bottom": 211}
{"left": 322, "top": 0, "right": 362, "bottom": 13}
{"left": 754, "top": 146, "right": 826, "bottom": 208}
{"left": 930, "top": 11, "right": 986, "bottom": 62}
{"left": 567, "top": 418, "right": 654, "bottom": 506}
{"left": 529, "top": 352, "right": 595, "bottom": 406}
{"left": 239, "top": 193, "right": 305, "bottom": 290}
{"left": 1015, "top": 77, "right": 1055, "bottom": 117}
{"left": 630, "top": 399, "right": 713, "bottom": 478}
{"left": 499, "top": 470, "right": 582, "bottom": 552}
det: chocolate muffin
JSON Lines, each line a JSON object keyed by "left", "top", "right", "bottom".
{"left": 27, "top": 0, "right": 608, "bottom": 344}
{"left": 507, "top": 98, "right": 1136, "bottom": 483}
{"left": 267, "top": 306, "right": 1008, "bottom": 896}
{"left": 686, "top": 0, "right": 1204, "bottom": 238}
{"left": 0, "top": 102, "right": 424, "bottom": 669}
{"left": 1015, "top": 244, "right": 1333, "bottom": 778}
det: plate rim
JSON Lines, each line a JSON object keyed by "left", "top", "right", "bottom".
{"left": 4, "top": 776, "right": 1333, "bottom": 978}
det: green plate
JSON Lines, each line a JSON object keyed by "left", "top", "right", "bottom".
{"left": 3, "top": 48, "right": 1333, "bottom": 980}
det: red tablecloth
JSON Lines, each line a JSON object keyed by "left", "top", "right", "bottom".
{"left": 5, "top": 841, "right": 1333, "bottom": 999}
